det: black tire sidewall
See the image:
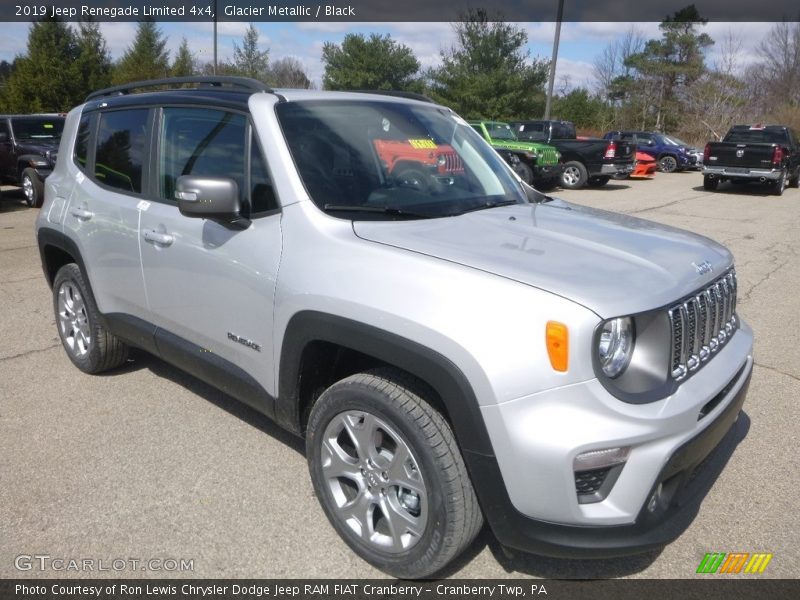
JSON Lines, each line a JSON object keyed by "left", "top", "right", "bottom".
{"left": 22, "top": 168, "right": 44, "bottom": 208}
{"left": 306, "top": 379, "right": 453, "bottom": 578}
{"left": 52, "top": 264, "right": 103, "bottom": 373}
{"left": 513, "top": 161, "right": 533, "bottom": 184}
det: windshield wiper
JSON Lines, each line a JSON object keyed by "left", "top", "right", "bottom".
{"left": 323, "top": 204, "right": 435, "bottom": 219}
{"left": 454, "top": 199, "right": 519, "bottom": 215}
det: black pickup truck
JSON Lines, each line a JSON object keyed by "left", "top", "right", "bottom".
{"left": 0, "top": 114, "right": 65, "bottom": 207}
{"left": 703, "top": 125, "right": 800, "bottom": 195}
{"left": 508, "top": 119, "right": 634, "bottom": 189}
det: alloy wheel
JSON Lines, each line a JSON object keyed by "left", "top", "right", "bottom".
{"left": 57, "top": 280, "right": 91, "bottom": 357}
{"left": 321, "top": 410, "right": 427, "bottom": 553}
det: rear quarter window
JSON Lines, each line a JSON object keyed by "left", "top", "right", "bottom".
{"left": 94, "top": 109, "right": 149, "bottom": 194}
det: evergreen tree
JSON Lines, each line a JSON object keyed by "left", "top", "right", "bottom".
{"left": 231, "top": 24, "right": 269, "bottom": 80}
{"left": 2, "top": 19, "right": 81, "bottom": 112}
{"left": 113, "top": 21, "right": 170, "bottom": 84}
{"left": 321, "top": 33, "right": 420, "bottom": 91}
{"left": 427, "top": 9, "right": 549, "bottom": 120}
{"left": 171, "top": 37, "right": 196, "bottom": 77}
{"left": 75, "top": 22, "right": 112, "bottom": 97}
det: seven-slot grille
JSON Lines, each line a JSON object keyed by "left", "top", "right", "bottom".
{"left": 668, "top": 269, "right": 738, "bottom": 380}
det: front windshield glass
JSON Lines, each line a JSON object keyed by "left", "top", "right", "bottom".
{"left": 665, "top": 135, "right": 689, "bottom": 147}
{"left": 277, "top": 100, "right": 526, "bottom": 219}
{"left": 12, "top": 117, "right": 65, "bottom": 139}
{"left": 486, "top": 122, "right": 517, "bottom": 141}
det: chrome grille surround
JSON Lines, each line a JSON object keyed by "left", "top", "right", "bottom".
{"left": 668, "top": 270, "right": 738, "bottom": 381}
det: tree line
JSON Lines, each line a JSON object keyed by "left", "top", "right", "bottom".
{"left": 1, "top": 8, "right": 798, "bottom": 145}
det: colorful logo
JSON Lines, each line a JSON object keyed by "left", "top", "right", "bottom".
{"left": 697, "top": 552, "right": 773, "bottom": 574}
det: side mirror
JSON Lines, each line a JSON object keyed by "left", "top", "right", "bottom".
{"left": 175, "top": 175, "right": 250, "bottom": 229}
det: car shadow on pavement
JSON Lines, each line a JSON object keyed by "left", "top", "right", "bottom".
{"left": 444, "top": 411, "right": 751, "bottom": 579}
{"left": 584, "top": 183, "right": 631, "bottom": 192}
{"left": 692, "top": 184, "right": 778, "bottom": 196}
{"left": 118, "top": 348, "right": 306, "bottom": 455}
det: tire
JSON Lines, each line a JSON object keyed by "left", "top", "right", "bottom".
{"left": 560, "top": 161, "right": 588, "bottom": 189}
{"left": 789, "top": 167, "right": 800, "bottom": 188}
{"left": 52, "top": 264, "right": 129, "bottom": 374}
{"left": 658, "top": 155, "right": 678, "bottom": 173}
{"left": 771, "top": 170, "right": 786, "bottom": 196}
{"left": 306, "top": 368, "right": 483, "bottom": 579}
{"left": 22, "top": 168, "right": 44, "bottom": 208}
{"left": 703, "top": 175, "right": 719, "bottom": 191}
{"left": 513, "top": 161, "right": 534, "bottom": 184}
{"left": 587, "top": 176, "right": 610, "bottom": 187}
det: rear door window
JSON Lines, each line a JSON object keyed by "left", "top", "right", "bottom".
{"left": 94, "top": 109, "right": 149, "bottom": 193}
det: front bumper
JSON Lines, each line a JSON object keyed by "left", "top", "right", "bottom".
{"left": 472, "top": 320, "right": 753, "bottom": 557}
{"left": 703, "top": 165, "right": 782, "bottom": 180}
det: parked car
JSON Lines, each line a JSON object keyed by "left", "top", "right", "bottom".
{"left": 36, "top": 76, "right": 753, "bottom": 578}
{"left": 512, "top": 120, "right": 634, "bottom": 189}
{"left": 468, "top": 120, "right": 563, "bottom": 188}
{"left": 702, "top": 124, "right": 800, "bottom": 195}
{"left": 603, "top": 131, "right": 701, "bottom": 173}
{"left": 0, "top": 114, "right": 66, "bottom": 207}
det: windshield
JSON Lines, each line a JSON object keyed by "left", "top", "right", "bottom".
{"left": 664, "top": 135, "right": 690, "bottom": 147}
{"left": 485, "top": 122, "right": 517, "bottom": 141}
{"left": 11, "top": 117, "right": 65, "bottom": 140}
{"left": 724, "top": 128, "right": 789, "bottom": 144}
{"left": 277, "top": 100, "right": 526, "bottom": 220}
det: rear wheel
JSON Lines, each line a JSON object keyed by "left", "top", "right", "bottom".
{"left": 306, "top": 369, "right": 483, "bottom": 578}
{"left": 789, "top": 167, "right": 800, "bottom": 188}
{"left": 703, "top": 175, "right": 719, "bottom": 191}
{"left": 22, "top": 168, "right": 44, "bottom": 208}
{"left": 772, "top": 170, "right": 786, "bottom": 196}
{"left": 560, "top": 161, "right": 588, "bottom": 189}
{"left": 53, "top": 264, "right": 129, "bottom": 373}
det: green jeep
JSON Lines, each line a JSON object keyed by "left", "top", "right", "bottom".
{"left": 469, "top": 120, "right": 562, "bottom": 187}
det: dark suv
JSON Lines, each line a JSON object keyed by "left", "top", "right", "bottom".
{"left": 0, "top": 114, "right": 66, "bottom": 207}
{"left": 603, "top": 131, "right": 701, "bottom": 173}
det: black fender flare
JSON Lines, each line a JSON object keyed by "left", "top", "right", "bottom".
{"left": 278, "top": 310, "right": 495, "bottom": 457}
{"left": 37, "top": 227, "right": 89, "bottom": 289}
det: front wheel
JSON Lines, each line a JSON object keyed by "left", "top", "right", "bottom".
{"left": 513, "top": 161, "right": 534, "bottom": 185}
{"left": 306, "top": 369, "right": 483, "bottom": 578}
{"left": 22, "top": 168, "right": 44, "bottom": 208}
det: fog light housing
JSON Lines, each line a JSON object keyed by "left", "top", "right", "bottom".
{"left": 574, "top": 446, "right": 630, "bottom": 471}
{"left": 573, "top": 447, "right": 630, "bottom": 504}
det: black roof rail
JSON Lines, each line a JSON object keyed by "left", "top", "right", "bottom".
{"left": 86, "top": 76, "right": 274, "bottom": 102}
{"left": 351, "top": 90, "right": 436, "bottom": 103}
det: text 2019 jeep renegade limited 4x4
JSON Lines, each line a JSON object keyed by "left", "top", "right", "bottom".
{"left": 36, "top": 77, "right": 753, "bottom": 578}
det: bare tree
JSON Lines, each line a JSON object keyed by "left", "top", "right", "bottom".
{"left": 752, "top": 21, "right": 800, "bottom": 110}
{"left": 592, "top": 27, "right": 645, "bottom": 96}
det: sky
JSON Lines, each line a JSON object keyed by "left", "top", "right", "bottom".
{"left": 0, "top": 21, "right": 778, "bottom": 91}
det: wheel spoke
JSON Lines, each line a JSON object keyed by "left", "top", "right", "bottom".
{"left": 383, "top": 494, "right": 425, "bottom": 540}
{"left": 386, "top": 444, "right": 424, "bottom": 494}
{"left": 321, "top": 437, "right": 361, "bottom": 481}
{"left": 342, "top": 412, "right": 380, "bottom": 463}
{"left": 339, "top": 491, "right": 374, "bottom": 541}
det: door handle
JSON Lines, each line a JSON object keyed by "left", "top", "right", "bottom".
{"left": 142, "top": 229, "right": 174, "bottom": 246}
{"left": 69, "top": 207, "right": 93, "bottom": 220}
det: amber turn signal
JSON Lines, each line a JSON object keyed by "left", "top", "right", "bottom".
{"left": 546, "top": 321, "right": 569, "bottom": 372}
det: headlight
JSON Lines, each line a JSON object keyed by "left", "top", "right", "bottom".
{"left": 597, "top": 317, "right": 634, "bottom": 378}
{"left": 437, "top": 154, "right": 447, "bottom": 167}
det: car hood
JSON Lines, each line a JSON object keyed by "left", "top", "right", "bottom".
{"left": 16, "top": 139, "right": 60, "bottom": 154}
{"left": 352, "top": 199, "right": 733, "bottom": 318}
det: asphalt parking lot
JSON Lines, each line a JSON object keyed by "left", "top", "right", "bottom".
{"left": 1, "top": 172, "right": 798, "bottom": 579}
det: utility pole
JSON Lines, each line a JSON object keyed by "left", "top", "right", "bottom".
{"left": 544, "top": 0, "right": 565, "bottom": 120}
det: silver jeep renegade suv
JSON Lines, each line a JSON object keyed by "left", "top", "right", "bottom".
{"left": 36, "top": 77, "right": 753, "bottom": 578}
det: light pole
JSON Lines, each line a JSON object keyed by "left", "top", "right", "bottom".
{"left": 213, "top": 2, "right": 218, "bottom": 74}
{"left": 543, "top": 0, "right": 564, "bottom": 120}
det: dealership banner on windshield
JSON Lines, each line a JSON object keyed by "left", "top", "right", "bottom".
{"left": 4, "top": 0, "right": 800, "bottom": 22}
